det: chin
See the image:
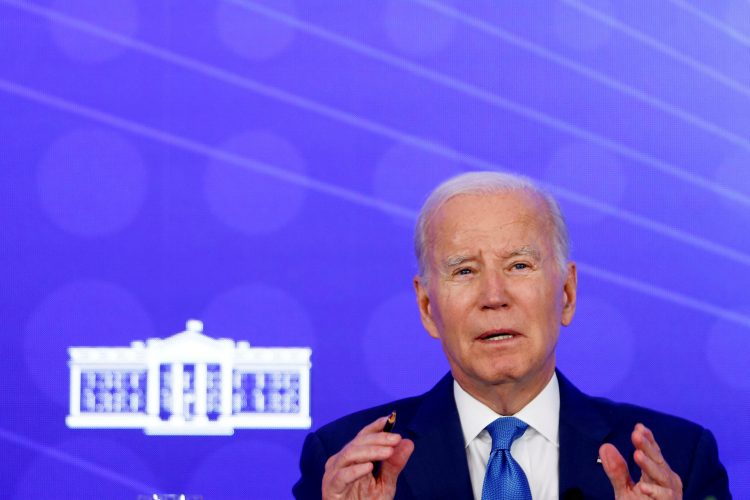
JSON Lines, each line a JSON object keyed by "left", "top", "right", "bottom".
{"left": 472, "top": 364, "right": 524, "bottom": 386}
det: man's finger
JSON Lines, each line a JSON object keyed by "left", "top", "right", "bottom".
{"left": 637, "top": 480, "right": 675, "bottom": 499}
{"left": 355, "top": 415, "right": 391, "bottom": 438}
{"left": 633, "top": 449, "right": 669, "bottom": 485}
{"left": 630, "top": 424, "right": 683, "bottom": 496}
{"left": 326, "top": 415, "right": 397, "bottom": 467}
{"left": 637, "top": 423, "right": 660, "bottom": 451}
{"left": 631, "top": 423, "right": 676, "bottom": 486}
{"left": 322, "top": 415, "right": 404, "bottom": 497}
{"left": 379, "top": 438, "right": 415, "bottom": 484}
{"left": 632, "top": 424, "right": 665, "bottom": 466}
{"left": 357, "top": 431, "right": 402, "bottom": 447}
{"left": 599, "top": 443, "right": 635, "bottom": 492}
{"left": 327, "top": 461, "right": 374, "bottom": 494}
{"left": 332, "top": 444, "right": 395, "bottom": 470}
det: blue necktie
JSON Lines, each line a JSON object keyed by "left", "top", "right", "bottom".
{"left": 481, "top": 417, "right": 532, "bottom": 500}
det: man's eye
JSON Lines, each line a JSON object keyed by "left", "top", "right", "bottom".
{"left": 512, "top": 263, "right": 529, "bottom": 270}
{"left": 457, "top": 268, "right": 473, "bottom": 275}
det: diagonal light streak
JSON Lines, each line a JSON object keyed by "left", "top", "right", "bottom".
{"left": 537, "top": 182, "right": 750, "bottom": 269}
{"left": 562, "top": 0, "right": 750, "bottom": 98}
{"left": 666, "top": 0, "right": 750, "bottom": 48}
{"left": 577, "top": 263, "right": 750, "bottom": 328}
{"left": 405, "top": 0, "right": 750, "bottom": 152}
{"left": 2, "top": 78, "right": 750, "bottom": 330}
{"left": 2, "top": 3, "right": 750, "bottom": 267}
{"left": 0, "top": 0, "right": 466, "bottom": 175}
{"left": 0, "top": 426, "right": 159, "bottom": 493}
{"left": 230, "top": 0, "right": 750, "bottom": 208}
{"left": 0, "top": 79, "right": 417, "bottom": 221}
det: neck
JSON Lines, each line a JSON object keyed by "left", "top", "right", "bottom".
{"left": 455, "top": 368, "right": 555, "bottom": 416}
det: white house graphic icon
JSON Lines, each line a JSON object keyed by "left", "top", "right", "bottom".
{"left": 66, "top": 320, "right": 311, "bottom": 435}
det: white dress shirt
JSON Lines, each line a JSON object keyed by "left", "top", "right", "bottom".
{"left": 454, "top": 374, "right": 560, "bottom": 500}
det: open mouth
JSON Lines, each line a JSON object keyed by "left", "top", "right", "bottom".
{"left": 477, "top": 330, "right": 520, "bottom": 342}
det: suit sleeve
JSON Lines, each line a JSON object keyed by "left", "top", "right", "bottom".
{"left": 682, "top": 428, "right": 731, "bottom": 500}
{"left": 292, "top": 431, "right": 330, "bottom": 500}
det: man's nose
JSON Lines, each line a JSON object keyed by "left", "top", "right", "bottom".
{"left": 480, "top": 271, "right": 510, "bottom": 310}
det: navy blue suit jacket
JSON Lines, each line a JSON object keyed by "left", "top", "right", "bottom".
{"left": 293, "top": 372, "right": 730, "bottom": 499}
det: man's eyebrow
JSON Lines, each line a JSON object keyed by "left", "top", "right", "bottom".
{"left": 443, "top": 255, "right": 474, "bottom": 267}
{"left": 504, "top": 246, "right": 541, "bottom": 259}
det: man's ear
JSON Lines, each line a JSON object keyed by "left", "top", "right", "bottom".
{"left": 414, "top": 275, "right": 440, "bottom": 339}
{"left": 561, "top": 262, "right": 577, "bottom": 327}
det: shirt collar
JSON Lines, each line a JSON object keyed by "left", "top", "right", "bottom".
{"left": 453, "top": 373, "right": 560, "bottom": 447}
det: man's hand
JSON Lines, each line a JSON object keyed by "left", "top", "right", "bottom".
{"left": 322, "top": 415, "right": 415, "bottom": 500}
{"left": 600, "top": 423, "right": 683, "bottom": 499}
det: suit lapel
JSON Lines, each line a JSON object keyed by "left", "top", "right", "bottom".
{"left": 400, "top": 373, "right": 474, "bottom": 500}
{"left": 399, "top": 371, "right": 624, "bottom": 499}
{"left": 557, "top": 371, "right": 615, "bottom": 499}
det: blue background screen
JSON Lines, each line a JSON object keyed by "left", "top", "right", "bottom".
{"left": 2, "top": 0, "right": 749, "bottom": 497}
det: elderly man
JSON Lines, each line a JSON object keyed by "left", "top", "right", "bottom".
{"left": 293, "top": 172, "right": 729, "bottom": 499}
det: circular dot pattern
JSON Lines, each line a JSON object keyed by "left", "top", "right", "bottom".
{"left": 556, "top": 296, "right": 635, "bottom": 395}
{"left": 362, "top": 291, "right": 448, "bottom": 399}
{"left": 706, "top": 309, "right": 750, "bottom": 391}
{"left": 186, "top": 439, "right": 298, "bottom": 498}
{"left": 721, "top": 2, "right": 750, "bottom": 36}
{"left": 372, "top": 142, "right": 462, "bottom": 227}
{"left": 715, "top": 153, "right": 750, "bottom": 216}
{"left": 201, "top": 283, "right": 316, "bottom": 349}
{"left": 553, "top": 1, "right": 613, "bottom": 52}
{"left": 543, "top": 141, "right": 627, "bottom": 225}
{"left": 23, "top": 280, "right": 155, "bottom": 408}
{"left": 382, "top": 0, "right": 457, "bottom": 56}
{"left": 203, "top": 130, "right": 307, "bottom": 235}
{"left": 37, "top": 128, "right": 148, "bottom": 237}
{"left": 215, "top": 0, "right": 297, "bottom": 61}
{"left": 49, "top": 0, "right": 139, "bottom": 63}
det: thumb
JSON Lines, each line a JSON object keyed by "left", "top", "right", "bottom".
{"left": 599, "top": 443, "right": 634, "bottom": 494}
{"left": 379, "top": 438, "right": 415, "bottom": 485}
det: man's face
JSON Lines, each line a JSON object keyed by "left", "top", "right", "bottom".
{"left": 414, "top": 191, "right": 577, "bottom": 401}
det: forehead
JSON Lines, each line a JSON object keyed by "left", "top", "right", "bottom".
{"left": 427, "top": 191, "right": 552, "bottom": 252}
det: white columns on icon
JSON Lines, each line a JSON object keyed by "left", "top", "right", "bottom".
{"left": 66, "top": 319, "right": 312, "bottom": 435}
{"left": 194, "top": 363, "right": 208, "bottom": 423}
{"left": 169, "top": 362, "right": 184, "bottom": 422}
{"left": 147, "top": 359, "right": 159, "bottom": 418}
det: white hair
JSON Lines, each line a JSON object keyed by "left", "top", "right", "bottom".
{"left": 414, "top": 171, "right": 570, "bottom": 278}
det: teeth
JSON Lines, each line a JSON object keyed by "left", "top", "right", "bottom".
{"left": 486, "top": 334, "right": 513, "bottom": 341}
